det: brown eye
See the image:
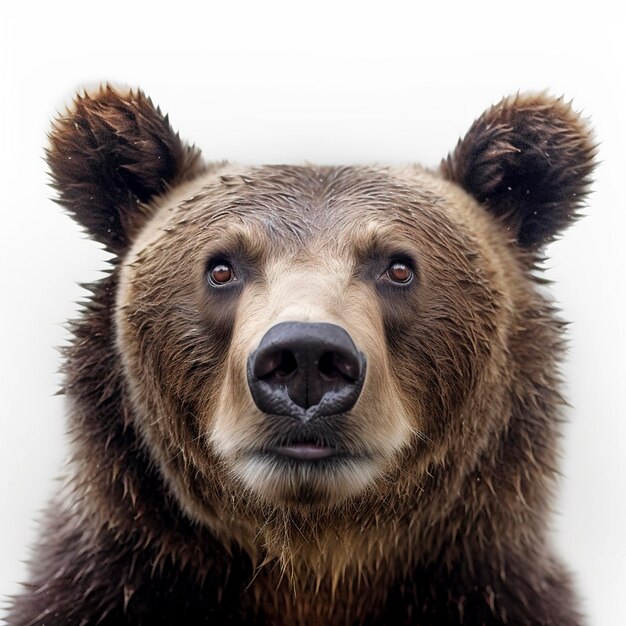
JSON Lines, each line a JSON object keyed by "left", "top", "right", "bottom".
{"left": 208, "top": 263, "right": 235, "bottom": 286}
{"left": 386, "top": 262, "right": 413, "bottom": 284}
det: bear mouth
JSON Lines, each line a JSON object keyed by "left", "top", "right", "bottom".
{"left": 270, "top": 442, "right": 338, "bottom": 461}
{"left": 254, "top": 425, "right": 367, "bottom": 464}
{"left": 255, "top": 438, "right": 371, "bottom": 468}
{"left": 236, "top": 440, "right": 378, "bottom": 506}
{"left": 231, "top": 426, "right": 378, "bottom": 504}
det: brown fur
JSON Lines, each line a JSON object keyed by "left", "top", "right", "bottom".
{"left": 5, "top": 88, "right": 596, "bottom": 625}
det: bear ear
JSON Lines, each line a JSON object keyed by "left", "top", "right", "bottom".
{"left": 441, "top": 93, "right": 597, "bottom": 249}
{"left": 47, "top": 85, "right": 205, "bottom": 253}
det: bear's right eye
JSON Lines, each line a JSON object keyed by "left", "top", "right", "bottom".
{"left": 208, "top": 262, "right": 236, "bottom": 287}
{"left": 386, "top": 262, "right": 413, "bottom": 284}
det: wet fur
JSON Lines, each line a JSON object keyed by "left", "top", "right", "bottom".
{"left": 5, "top": 87, "right": 596, "bottom": 625}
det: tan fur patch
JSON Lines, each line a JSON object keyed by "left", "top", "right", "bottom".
{"left": 210, "top": 232, "right": 414, "bottom": 505}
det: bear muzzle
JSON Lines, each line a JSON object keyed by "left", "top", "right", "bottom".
{"left": 246, "top": 322, "right": 366, "bottom": 426}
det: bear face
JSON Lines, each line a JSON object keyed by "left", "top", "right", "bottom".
{"left": 9, "top": 86, "right": 595, "bottom": 626}
{"left": 115, "top": 162, "right": 511, "bottom": 517}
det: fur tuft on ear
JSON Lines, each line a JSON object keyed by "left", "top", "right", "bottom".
{"left": 441, "top": 93, "right": 597, "bottom": 248}
{"left": 47, "top": 85, "right": 205, "bottom": 253}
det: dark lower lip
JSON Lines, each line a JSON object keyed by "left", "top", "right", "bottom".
{"left": 270, "top": 444, "right": 337, "bottom": 460}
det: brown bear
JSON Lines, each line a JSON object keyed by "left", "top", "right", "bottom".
{"left": 6, "top": 86, "right": 595, "bottom": 626}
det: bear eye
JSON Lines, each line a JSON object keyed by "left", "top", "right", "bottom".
{"left": 208, "top": 262, "right": 236, "bottom": 287}
{"left": 384, "top": 261, "right": 414, "bottom": 285}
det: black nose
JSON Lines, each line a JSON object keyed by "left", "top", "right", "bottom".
{"left": 247, "top": 322, "right": 366, "bottom": 420}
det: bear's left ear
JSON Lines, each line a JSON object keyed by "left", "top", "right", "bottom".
{"left": 441, "top": 93, "right": 597, "bottom": 248}
{"left": 47, "top": 86, "right": 205, "bottom": 254}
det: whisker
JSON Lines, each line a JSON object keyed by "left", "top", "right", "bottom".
{"left": 165, "top": 431, "right": 210, "bottom": 464}
{"left": 409, "top": 426, "right": 434, "bottom": 446}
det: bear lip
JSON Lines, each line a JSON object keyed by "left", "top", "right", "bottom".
{"left": 270, "top": 444, "right": 337, "bottom": 461}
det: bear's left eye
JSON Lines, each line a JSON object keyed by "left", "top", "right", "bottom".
{"left": 208, "top": 262, "right": 237, "bottom": 287}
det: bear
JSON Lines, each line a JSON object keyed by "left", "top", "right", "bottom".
{"left": 5, "top": 86, "right": 596, "bottom": 626}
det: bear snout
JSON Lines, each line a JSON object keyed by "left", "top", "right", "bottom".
{"left": 246, "top": 321, "right": 366, "bottom": 421}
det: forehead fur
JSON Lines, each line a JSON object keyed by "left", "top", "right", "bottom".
{"left": 130, "top": 163, "right": 503, "bottom": 264}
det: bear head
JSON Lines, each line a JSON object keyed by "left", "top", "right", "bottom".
{"left": 47, "top": 87, "right": 595, "bottom": 572}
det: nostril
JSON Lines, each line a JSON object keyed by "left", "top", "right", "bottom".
{"left": 254, "top": 350, "right": 298, "bottom": 380}
{"left": 317, "top": 352, "right": 339, "bottom": 381}
{"left": 272, "top": 351, "right": 298, "bottom": 379}
{"left": 318, "top": 351, "right": 360, "bottom": 382}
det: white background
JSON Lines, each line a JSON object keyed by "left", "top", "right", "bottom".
{"left": 1, "top": 2, "right": 624, "bottom": 624}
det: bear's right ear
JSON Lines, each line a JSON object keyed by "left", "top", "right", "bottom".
{"left": 47, "top": 86, "right": 205, "bottom": 254}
